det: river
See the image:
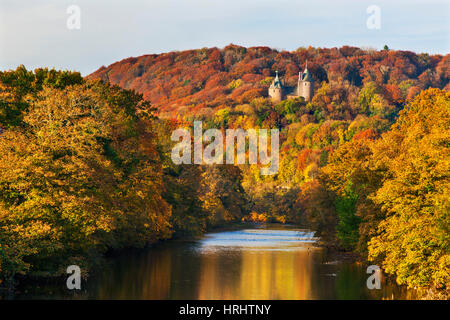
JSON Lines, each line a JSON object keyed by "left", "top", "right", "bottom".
{"left": 14, "top": 224, "right": 413, "bottom": 299}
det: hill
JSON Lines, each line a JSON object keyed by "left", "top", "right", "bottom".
{"left": 87, "top": 44, "right": 449, "bottom": 118}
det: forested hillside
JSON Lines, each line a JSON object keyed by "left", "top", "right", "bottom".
{"left": 1, "top": 45, "right": 449, "bottom": 298}
{"left": 88, "top": 44, "right": 449, "bottom": 119}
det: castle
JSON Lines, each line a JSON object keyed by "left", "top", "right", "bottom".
{"left": 268, "top": 62, "right": 313, "bottom": 102}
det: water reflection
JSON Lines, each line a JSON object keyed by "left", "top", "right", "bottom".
{"left": 16, "top": 225, "right": 412, "bottom": 299}
{"left": 195, "top": 228, "right": 318, "bottom": 299}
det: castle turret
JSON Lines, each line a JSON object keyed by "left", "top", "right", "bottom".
{"left": 297, "top": 61, "right": 314, "bottom": 101}
{"left": 268, "top": 71, "right": 284, "bottom": 102}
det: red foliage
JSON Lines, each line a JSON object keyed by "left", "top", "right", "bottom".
{"left": 353, "top": 128, "right": 379, "bottom": 141}
{"left": 86, "top": 45, "right": 449, "bottom": 119}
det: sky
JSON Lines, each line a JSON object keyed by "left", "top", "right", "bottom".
{"left": 1, "top": 0, "right": 449, "bottom": 76}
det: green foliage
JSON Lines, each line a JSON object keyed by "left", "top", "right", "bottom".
{"left": 0, "top": 65, "right": 83, "bottom": 128}
{"left": 275, "top": 98, "right": 304, "bottom": 116}
{"left": 335, "top": 182, "right": 360, "bottom": 250}
{"left": 228, "top": 79, "right": 243, "bottom": 90}
{"left": 357, "top": 81, "right": 380, "bottom": 115}
{"left": 214, "top": 108, "right": 231, "bottom": 126}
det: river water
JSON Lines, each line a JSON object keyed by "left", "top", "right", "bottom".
{"left": 15, "top": 225, "right": 413, "bottom": 299}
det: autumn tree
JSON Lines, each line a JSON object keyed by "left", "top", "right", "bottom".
{"left": 0, "top": 80, "right": 171, "bottom": 283}
{"left": 368, "top": 88, "right": 450, "bottom": 291}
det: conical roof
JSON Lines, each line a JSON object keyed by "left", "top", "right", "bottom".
{"left": 270, "top": 71, "right": 283, "bottom": 89}
{"left": 301, "top": 68, "right": 313, "bottom": 81}
{"left": 300, "top": 60, "right": 313, "bottom": 82}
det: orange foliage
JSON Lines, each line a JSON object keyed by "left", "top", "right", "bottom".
{"left": 87, "top": 45, "right": 449, "bottom": 119}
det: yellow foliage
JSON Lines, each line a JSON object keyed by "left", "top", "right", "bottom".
{"left": 368, "top": 88, "right": 450, "bottom": 290}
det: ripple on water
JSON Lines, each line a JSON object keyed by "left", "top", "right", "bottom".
{"left": 196, "top": 229, "right": 319, "bottom": 253}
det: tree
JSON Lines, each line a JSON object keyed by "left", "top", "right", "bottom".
{"left": 0, "top": 66, "right": 83, "bottom": 128}
{"left": 368, "top": 89, "right": 450, "bottom": 290}
{"left": 0, "top": 80, "right": 171, "bottom": 283}
{"left": 318, "top": 138, "right": 381, "bottom": 252}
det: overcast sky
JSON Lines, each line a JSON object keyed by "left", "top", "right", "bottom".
{"left": 1, "top": 0, "right": 449, "bottom": 75}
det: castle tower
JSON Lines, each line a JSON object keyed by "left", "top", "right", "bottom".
{"left": 268, "top": 71, "right": 284, "bottom": 102}
{"left": 297, "top": 60, "right": 313, "bottom": 102}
